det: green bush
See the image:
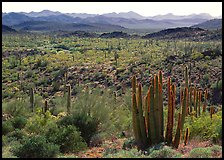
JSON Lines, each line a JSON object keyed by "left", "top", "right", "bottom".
{"left": 25, "top": 109, "right": 58, "bottom": 134}
{"left": 2, "top": 121, "right": 14, "bottom": 135}
{"left": 104, "top": 148, "right": 144, "bottom": 158}
{"left": 11, "top": 116, "right": 27, "bottom": 129}
{"left": 184, "top": 111, "right": 222, "bottom": 143}
{"left": 45, "top": 125, "right": 87, "bottom": 153}
{"left": 7, "top": 129, "right": 27, "bottom": 141}
{"left": 2, "top": 98, "right": 30, "bottom": 117}
{"left": 57, "top": 113, "right": 98, "bottom": 145}
{"left": 189, "top": 147, "right": 212, "bottom": 158}
{"left": 148, "top": 146, "right": 182, "bottom": 158}
{"left": 12, "top": 135, "right": 60, "bottom": 158}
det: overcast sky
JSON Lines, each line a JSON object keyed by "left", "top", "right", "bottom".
{"left": 2, "top": 2, "right": 222, "bottom": 17}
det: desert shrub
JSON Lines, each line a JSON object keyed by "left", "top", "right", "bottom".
{"left": 25, "top": 69, "right": 34, "bottom": 78}
{"left": 7, "top": 129, "right": 27, "bottom": 142}
{"left": 189, "top": 147, "right": 212, "bottom": 158}
{"left": 57, "top": 113, "right": 99, "bottom": 145}
{"left": 210, "top": 145, "right": 222, "bottom": 157}
{"left": 148, "top": 146, "right": 182, "bottom": 158}
{"left": 60, "top": 88, "right": 120, "bottom": 141}
{"left": 89, "top": 133, "right": 104, "bottom": 147}
{"left": 2, "top": 98, "right": 30, "bottom": 117}
{"left": 184, "top": 111, "right": 222, "bottom": 143}
{"left": 12, "top": 135, "right": 60, "bottom": 158}
{"left": 11, "top": 116, "right": 27, "bottom": 129}
{"left": 104, "top": 148, "right": 144, "bottom": 158}
{"left": 2, "top": 120, "right": 14, "bottom": 135}
{"left": 46, "top": 125, "right": 87, "bottom": 153}
{"left": 25, "top": 109, "right": 57, "bottom": 134}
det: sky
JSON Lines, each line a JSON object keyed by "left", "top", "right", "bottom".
{"left": 2, "top": 2, "right": 222, "bottom": 17}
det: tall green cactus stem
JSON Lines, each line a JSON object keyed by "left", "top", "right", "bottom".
{"left": 184, "top": 66, "right": 189, "bottom": 89}
{"left": 173, "top": 112, "right": 182, "bottom": 148}
{"left": 210, "top": 106, "right": 214, "bottom": 119}
{"left": 203, "top": 89, "right": 208, "bottom": 112}
{"left": 195, "top": 89, "right": 198, "bottom": 118}
{"left": 44, "top": 100, "right": 48, "bottom": 113}
{"left": 198, "top": 91, "right": 202, "bottom": 116}
{"left": 132, "top": 76, "right": 142, "bottom": 145}
{"left": 171, "top": 84, "right": 176, "bottom": 139}
{"left": 144, "top": 95, "right": 148, "bottom": 136}
{"left": 132, "top": 76, "right": 139, "bottom": 142}
{"left": 184, "top": 66, "right": 189, "bottom": 115}
{"left": 154, "top": 74, "right": 161, "bottom": 143}
{"left": 149, "top": 84, "right": 156, "bottom": 144}
{"left": 165, "top": 77, "right": 173, "bottom": 145}
{"left": 30, "top": 88, "right": 34, "bottom": 112}
{"left": 158, "top": 70, "right": 164, "bottom": 142}
{"left": 64, "top": 72, "right": 68, "bottom": 96}
{"left": 189, "top": 87, "right": 193, "bottom": 113}
{"left": 181, "top": 87, "right": 188, "bottom": 133}
{"left": 67, "top": 84, "right": 71, "bottom": 114}
{"left": 137, "top": 83, "right": 147, "bottom": 147}
{"left": 184, "top": 128, "right": 189, "bottom": 146}
{"left": 146, "top": 90, "right": 151, "bottom": 144}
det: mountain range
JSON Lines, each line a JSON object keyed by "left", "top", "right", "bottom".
{"left": 2, "top": 10, "right": 222, "bottom": 33}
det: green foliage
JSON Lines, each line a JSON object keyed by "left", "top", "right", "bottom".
{"left": 184, "top": 111, "right": 222, "bottom": 143}
{"left": 2, "top": 98, "right": 30, "bottom": 117}
{"left": 45, "top": 125, "right": 87, "bottom": 153}
{"left": 11, "top": 116, "right": 27, "bottom": 129}
{"left": 12, "top": 135, "right": 60, "bottom": 158}
{"left": 7, "top": 129, "right": 27, "bottom": 142}
{"left": 148, "top": 146, "right": 182, "bottom": 158}
{"left": 189, "top": 147, "right": 212, "bottom": 158}
{"left": 25, "top": 109, "right": 58, "bottom": 134}
{"left": 104, "top": 148, "right": 144, "bottom": 158}
{"left": 57, "top": 113, "right": 99, "bottom": 145}
{"left": 2, "top": 121, "right": 14, "bottom": 135}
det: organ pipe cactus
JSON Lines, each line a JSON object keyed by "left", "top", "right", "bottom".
{"left": 131, "top": 66, "right": 206, "bottom": 150}
{"left": 203, "top": 89, "right": 208, "bottom": 112}
{"left": 184, "top": 128, "right": 190, "bottom": 146}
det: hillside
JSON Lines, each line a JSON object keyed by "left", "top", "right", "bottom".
{"left": 191, "top": 19, "right": 222, "bottom": 30}
{"left": 2, "top": 25, "right": 17, "bottom": 33}
{"left": 12, "top": 20, "right": 127, "bottom": 32}
{"left": 142, "top": 27, "right": 222, "bottom": 41}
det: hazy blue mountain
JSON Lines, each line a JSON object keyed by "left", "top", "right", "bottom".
{"left": 35, "top": 14, "right": 83, "bottom": 23}
{"left": 2, "top": 25, "right": 17, "bottom": 33}
{"left": 2, "top": 12, "right": 33, "bottom": 26}
{"left": 66, "top": 13, "right": 98, "bottom": 19}
{"left": 2, "top": 10, "right": 217, "bottom": 32}
{"left": 21, "top": 10, "right": 62, "bottom": 17}
{"left": 102, "top": 11, "right": 145, "bottom": 19}
{"left": 148, "top": 13, "right": 213, "bottom": 20}
{"left": 12, "top": 20, "right": 127, "bottom": 32}
{"left": 191, "top": 19, "right": 222, "bottom": 30}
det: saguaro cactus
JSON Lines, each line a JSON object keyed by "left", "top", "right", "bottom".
{"left": 44, "top": 100, "right": 48, "bottom": 113}
{"left": 30, "top": 88, "right": 34, "bottom": 112}
{"left": 67, "top": 84, "right": 71, "bottom": 114}
{"left": 131, "top": 76, "right": 141, "bottom": 145}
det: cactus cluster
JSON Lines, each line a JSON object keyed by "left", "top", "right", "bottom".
{"left": 131, "top": 65, "right": 206, "bottom": 149}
